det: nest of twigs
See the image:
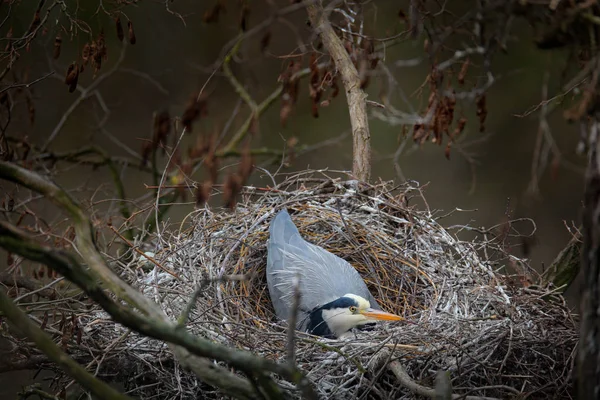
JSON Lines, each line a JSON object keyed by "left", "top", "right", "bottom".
{"left": 69, "top": 171, "right": 576, "bottom": 399}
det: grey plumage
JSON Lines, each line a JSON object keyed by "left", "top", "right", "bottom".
{"left": 266, "top": 209, "right": 379, "bottom": 331}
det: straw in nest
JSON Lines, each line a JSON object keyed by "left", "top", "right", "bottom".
{"left": 70, "top": 171, "right": 577, "bottom": 399}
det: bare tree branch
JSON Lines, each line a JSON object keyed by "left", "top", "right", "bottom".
{"left": 306, "top": 1, "right": 371, "bottom": 181}
{"left": 0, "top": 286, "right": 134, "bottom": 400}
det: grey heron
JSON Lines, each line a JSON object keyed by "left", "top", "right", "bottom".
{"left": 266, "top": 209, "right": 402, "bottom": 339}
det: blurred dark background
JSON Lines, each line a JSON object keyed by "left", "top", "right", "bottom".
{"left": 0, "top": 1, "right": 584, "bottom": 397}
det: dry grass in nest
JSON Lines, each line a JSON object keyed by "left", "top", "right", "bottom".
{"left": 46, "top": 171, "right": 576, "bottom": 399}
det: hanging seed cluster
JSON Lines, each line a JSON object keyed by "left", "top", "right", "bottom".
{"left": 57, "top": 18, "right": 136, "bottom": 93}
{"left": 411, "top": 63, "right": 477, "bottom": 160}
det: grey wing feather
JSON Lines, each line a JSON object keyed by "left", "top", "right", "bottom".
{"left": 266, "top": 210, "right": 379, "bottom": 329}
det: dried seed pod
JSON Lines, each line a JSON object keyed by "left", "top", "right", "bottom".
{"left": 287, "top": 136, "right": 298, "bottom": 164}
{"left": 128, "top": 20, "right": 136, "bottom": 45}
{"left": 64, "top": 63, "right": 76, "bottom": 84}
{"left": 27, "top": 11, "right": 41, "bottom": 35}
{"left": 458, "top": 59, "right": 470, "bottom": 85}
{"left": 280, "top": 102, "right": 293, "bottom": 127}
{"left": 115, "top": 16, "right": 124, "bottom": 42}
{"left": 181, "top": 93, "right": 208, "bottom": 132}
{"left": 26, "top": 95, "right": 35, "bottom": 125}
{"left": 223, "top": 173, "right": 243, "bottom": 209}
{"left": 239, "top": 141, "right": 254, "bottom": 183}
{"left": 260, "top": 31, "right": 271, "bottom": 53}
{"left": 153, "top": 110, "right": 171, "bottom": 145}
{"left": 331, "top": 77, "right": 339, "bottom": 98}
{"left": 240, "top": 5, "right": 250, "bottom": 32}
{"left": 476, "top": 94, "right": 487, "bottom": 132}
{"left": 203, "top": 3, "right": 224, "bottom": 24}
{"left": 195, "top": 181, "right": 213, "bottom": 207}
{"left": 141, "top": 142, "right": 151, "bottom": 167}
{"left": 81, "top": 43, "right": 91, "bottom": 66}
{"left": 53, "top": 34, "right": 62, "bottom": 59}
{"left": 65, "top": 63, "right": 79, "bottom": 92}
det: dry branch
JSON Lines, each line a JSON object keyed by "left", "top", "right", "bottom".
{"left": 0, "top": 286, "right": 133, "bottom": 400}
{"left": 0, "top": 160, "right": 317, "bottom": 400}
{"left": 306, "top": 2, "right": 371, "bottom": 181}
{"left": 9, "top": 170, "right": 570, "bottom": 399}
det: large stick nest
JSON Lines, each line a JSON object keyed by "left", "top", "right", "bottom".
{"left": 34, "top": 172, "right": 577, "bottom": 399}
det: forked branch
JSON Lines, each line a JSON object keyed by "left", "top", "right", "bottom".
{"left": 306, "top": 1, "right": 371, "bottom": 181}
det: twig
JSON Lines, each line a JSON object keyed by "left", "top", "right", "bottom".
{"left": 0, "top": 161, "right": 264, "bottom": 399}
{"left": 0, "top": 216, "right": 317, "bottom": 399}
{"left": 177, "top": 274, "right": 248, "bottom": 328}
{"left": 0, "top": 286, "right": 134, "bottom": 400}
{"left": 18, "top": 384, "right": 60, "bottom": 400}
{"left": 42, "top": 41, "right": 128, "bottom": 151}
{"left": 388, "top": 361, "right": 501, "bottom": 400}
{"left": 109, "top": 226, "right": 180, "bottom": 280}
{"left": 0, "top": 272, "right": 58, "bottom": 300}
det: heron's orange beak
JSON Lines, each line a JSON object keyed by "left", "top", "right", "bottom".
{"left": 361, "top": 308, "right": 403, "bottom": 321}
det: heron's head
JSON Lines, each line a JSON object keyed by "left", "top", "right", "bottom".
{"left": 307, "top": 293, "right": 402, "bottom": 338}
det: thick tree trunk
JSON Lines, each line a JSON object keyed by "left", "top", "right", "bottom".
{"left": 579, "top": 130, "right": 600, "bottom": 399}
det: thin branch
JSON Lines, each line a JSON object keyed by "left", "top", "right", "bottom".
{"left": 42, "top": 42, "right": 128, "bottom": 151}
{"left": 0, "top": 220, "right": 317, "bottom": 399}
{"left": 388, "top": 361, "right": 501, "bottom": 400}
{"left": 0, "top": 286, "right": 134, "bottom": 400}
{"left": 0, "top": 272, "right": 57, "bottom": 300}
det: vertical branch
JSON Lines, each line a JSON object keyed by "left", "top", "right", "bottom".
{"left": 306, "top": 1, "right": 371, "bottom": 182}
{"left": 579, "top": 118, "right": 600, "bottom": 399}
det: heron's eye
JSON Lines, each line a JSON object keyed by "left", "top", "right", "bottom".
{"left": 349, "top": 306, "right": 357, "bottom": 313}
